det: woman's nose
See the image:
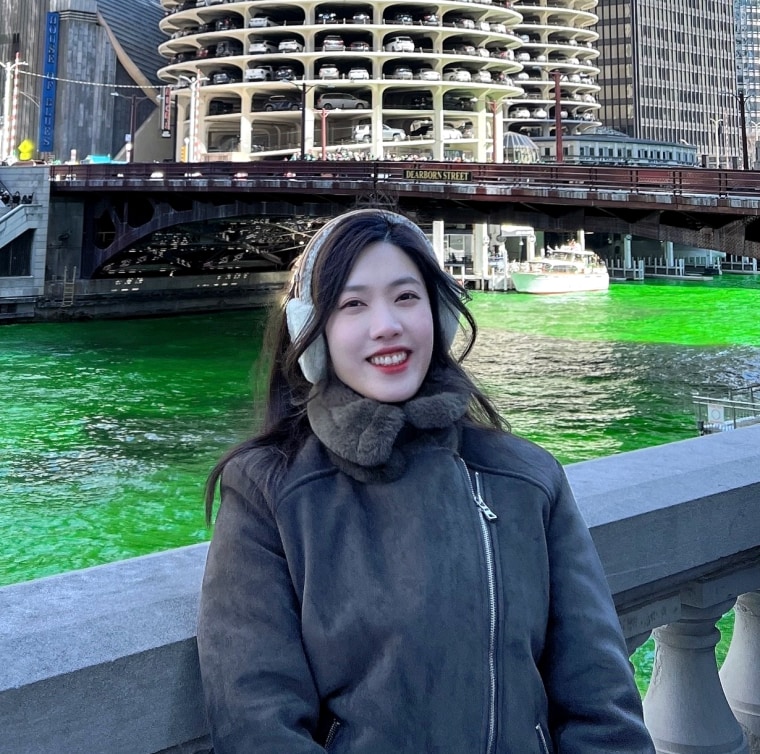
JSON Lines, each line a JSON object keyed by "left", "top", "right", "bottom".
{"left": 369, "top": 304, "right": 402, "bottom": 338}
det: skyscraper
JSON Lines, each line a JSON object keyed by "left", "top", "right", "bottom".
{"left": 595, "top": 0, "right": 740, "bottom": 167}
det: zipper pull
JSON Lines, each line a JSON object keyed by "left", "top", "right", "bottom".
{"left": 474, "top": 472, "right": 498, "bottom": 521}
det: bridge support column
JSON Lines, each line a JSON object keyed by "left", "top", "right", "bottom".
{"left": 721, "top": 592, "right": 760, "bottom": 752}
{"left": 662, "top": 240, "right": 675, "bottom": 267}
{"left": 624, "top": 234, "right": 633, "bottom": 268}
{"left": 643, "top": 598, "right": 748, "bottom": 754}
{"left": 472, "top": 222, "right": 488, "bottom": 287}
{"left": 578, "top": 229, "right": 586, "bottom": 250}
{"left": 432, "top": 220, "right": 445, "bottom": 267}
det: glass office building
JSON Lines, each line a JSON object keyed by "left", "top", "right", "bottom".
{"left": 595, "top": 0, "right": 740, "bottom": 168}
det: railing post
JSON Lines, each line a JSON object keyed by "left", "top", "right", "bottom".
{"left": 720, "top": 592, "right": 760, "bottom": 753}
{"left": 643, "top": 598, "right": 748, "bottom": 754}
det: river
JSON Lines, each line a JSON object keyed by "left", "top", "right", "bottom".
{"left": 2, "top": 274, "right": 759, "bottom": 691}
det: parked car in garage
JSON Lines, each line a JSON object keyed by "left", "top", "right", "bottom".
{"left": 244, "top": 64, "right": 275, "bottom": 81}
{"left": 249, "top": 39, "right": 278, "bottom": 54}
{"left": 278, "top": 39, "right": 304, "bottom": 53}
{"left": 316, "top": 92, "right": 370, "bottom": 109}
{"left": 348, "top": 67, "right": 371, "bottom": 80}
{"left": 322, "top": 35, "right": 346, "bottom": 51}
{"left": 390, "top": 66, "right": 414, "bottom": 80}
{"left": 275, "top": 65, "right": 297, "bottom": 81}
{"left": 353, "top": 122, "right": 407, "bottom": 141}
{"left": 212, "top": 69, "right": 242, "bottom": 85}
{"left": 318, "top": 64, "right": 340, "bottom": 79}
{"left": 443, "top": 67, "right": 472, "bottom": 82}
{"left": 263, "top": 95, "right": 301, "bottom": 111}
{"left": 384, "top": 36, "right": 415, "bottom": 52}
{"left": 416, "top": 66, "right": 441, "bottom": 80}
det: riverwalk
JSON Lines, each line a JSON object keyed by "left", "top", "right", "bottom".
{"left": 2, "top": 425, "right": 759, "bottom": 753}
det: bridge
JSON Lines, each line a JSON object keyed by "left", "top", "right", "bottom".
{"left": 3, "top": 161, "right": 759, "bottom": 321}
{"left": 49, "top": 161, "right": 760, "bottom": 270}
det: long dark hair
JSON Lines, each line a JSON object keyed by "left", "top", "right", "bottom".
{"left": 205, "top": 209, "right": 506, "bottom": 522}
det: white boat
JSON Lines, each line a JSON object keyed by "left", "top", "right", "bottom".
{"left": 510, "top": 246, "right": 610, "bottom": 294}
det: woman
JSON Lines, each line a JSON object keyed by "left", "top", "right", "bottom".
{"left": 197, "top": 208, "right": 654, "bottom": 753}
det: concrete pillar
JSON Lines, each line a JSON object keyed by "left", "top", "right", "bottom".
{"left": 432, "top": 220, "right": 445, "bottom": 267}
{"left": 663, "top": 240, "right": 675, "bottom": 266}
{"left": 532, "top": 230, "right": 544, "bottom": 260}
{"left": 304, "top": 108, "right": 315, "bottom": 156}
{"left": 239, "top": 113, "right": 252, "bottom": 154}
{"left": 472, "top": 222, "right": 488, "bottom": 283}
{"left": 624, "top": 234, "right": 633, "bottom": 268}
{"left": 527, "top": 232, "right": 537, "bottom": 261}
{"left": 175, "top": 100, "right": 188, "bottom": 161}
{"left": 578, "top": 229, "right": 585, "bottom": 250}
{"left": 720, "top": 592, "right": 760, "bottom": 753}
{"left": 643, "top": 599, "right": 748, "bottom": 754}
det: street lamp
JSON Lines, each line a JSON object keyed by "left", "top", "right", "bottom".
{"left": 287, "top": 79, "right": 317, "bottom": 159}
{"left": 734, "top": 89, "right": 757, "bottom": 171}
{"left": 176, "top": 72, "right": 204, "bottom": 162}
{"left": 110, "top": 90, "right": 155, "bottom": 162}
{"left": 319, "top": 107, "right": 328, "bottom": 160}
{"left": 708, "top": 116, "right": 723, "bottom": 169}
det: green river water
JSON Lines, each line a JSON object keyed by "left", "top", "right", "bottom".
{"left": 2, "top": 274, "right": 759, "bottom": 693}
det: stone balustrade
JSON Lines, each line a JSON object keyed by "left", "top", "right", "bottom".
{"left": 1, "top": 425, "right": 759, "bottom": 754}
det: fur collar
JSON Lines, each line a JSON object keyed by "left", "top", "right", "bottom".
{"left": 307, "top": 370, "right": 470, "bottom": 483}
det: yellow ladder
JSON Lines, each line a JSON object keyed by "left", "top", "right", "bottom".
{"left": 62, "top": 266, "right": 77, "bottom": 307}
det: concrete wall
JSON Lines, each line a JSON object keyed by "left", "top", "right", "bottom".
{"left": 0, "top": 165, "right": 50, "bottom": 317}
{"left": 1, "top": 425, "right": 760, "bottom": 753}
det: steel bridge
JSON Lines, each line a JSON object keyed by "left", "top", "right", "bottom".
{"left": 49, "top": 161, "right": 760, "bottom": 279}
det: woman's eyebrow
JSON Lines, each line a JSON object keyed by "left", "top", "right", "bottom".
{"left": 342, "top": 275, "right": 423, "bottom": 293}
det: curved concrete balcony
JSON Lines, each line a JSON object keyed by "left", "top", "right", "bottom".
{"left": 3, "top": 425, "right": 760, "bottom": 753}
{"left": 158, "top": 0, "right": 530, "bottom": 160}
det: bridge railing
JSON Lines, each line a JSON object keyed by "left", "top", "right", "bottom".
{"left": 2, "top": 425, "right": 760, "bottom": 753}
{"left": 48, "top": 161, "right": 760, "bottom": 198}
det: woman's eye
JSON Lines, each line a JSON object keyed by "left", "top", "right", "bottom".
{"left": 339, "top": 299, "right": 364, "bottom": 309}
{"left": 397, "top": 292, "right": 421, "bottom": 302}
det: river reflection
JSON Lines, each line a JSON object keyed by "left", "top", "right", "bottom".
{"left": 468, "top": 329, "right": 760, "bottom": 463}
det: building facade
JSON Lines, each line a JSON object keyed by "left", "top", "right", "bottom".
{"left": 0, "top": 0, "right": 170, "bottom": 163}
{"left": 594, "top": 0, "right": 741, "bottom": 168}
{"left": 158, "top": 0, "right": 602, "bottom": 163}
{"left": 735, "top": 0, "right": 760, "bottom": 166}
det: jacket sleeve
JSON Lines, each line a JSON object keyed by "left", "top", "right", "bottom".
{"left": 197, "top": 453, "right": 326, "bottom": 754}
{"left": 541, "top": 460, "right": 655, "bottom": 754}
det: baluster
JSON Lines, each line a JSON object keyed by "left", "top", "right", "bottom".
{"left": 720, "top": 592, "right": 760, "bottom": 753}
{"left": 643, "top": 599, "right": 748, "bottom": 754}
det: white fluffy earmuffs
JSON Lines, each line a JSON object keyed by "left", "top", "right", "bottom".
{"left": 286, "top": 209, "right": 460, "bottom": 385}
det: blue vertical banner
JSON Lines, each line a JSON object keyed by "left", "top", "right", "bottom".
{"left": 38, "top": 12, "right": 59, "bottom": 153}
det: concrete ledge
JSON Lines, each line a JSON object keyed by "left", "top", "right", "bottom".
{"left": 2, "top": 425, "right": 760, "bottom": 753}
{"left": 0, "top": 546, "right": 208, "bottom": 754}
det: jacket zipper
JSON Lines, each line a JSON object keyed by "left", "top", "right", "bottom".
{"left": 324, "top": 718, "right": 341, "bottom": 749}
{"left": 536, "top": 723, "right": 550, "bottom": 754}
{"left": 460, "top": 460, "right": 498, "bottom": 754}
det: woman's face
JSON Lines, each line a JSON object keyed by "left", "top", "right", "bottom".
{"left": 325, "top": 241, "right": 434, "bottom": 403}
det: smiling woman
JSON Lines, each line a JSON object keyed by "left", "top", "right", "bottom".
{"left": 196, "top": 208, "right": 654, "bottom": 754}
